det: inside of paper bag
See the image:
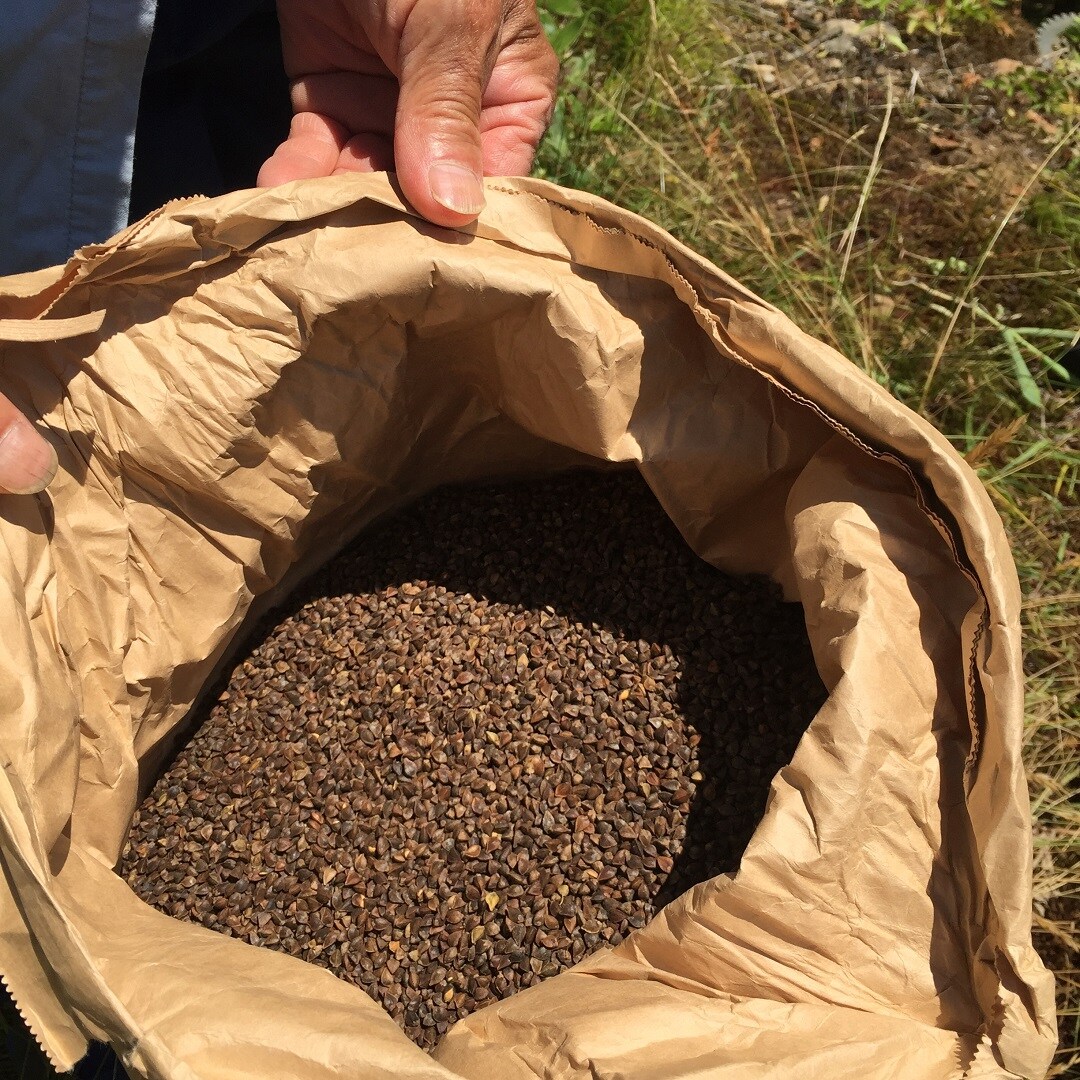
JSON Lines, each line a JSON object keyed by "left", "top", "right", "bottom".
{"left": 118, "top": 466, "right": 831, "bottom": 1049}
{"left": 0, "top": 189, "right": 1002, "bottom": 1078}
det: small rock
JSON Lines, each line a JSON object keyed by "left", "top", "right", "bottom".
{"left": 921, "top": 74, "right": 962, "bottom": 104}
{"left": 856, "top": 21, "right": 904, "bottom": 49}
{"left": 989, "top": 58, "right": 1024, "bottom": 77}
{"left": 745, "top": 63, "right": 778, "bottom": 86}
{"left": 818, "top": 18, "right": 864, "bottom": 58}
{"left": 821, "top": 33, "right": 858, "bottom": 57}
{"left": 867, "top": 296, "right": 896, "bottom": 318}
{"left": 929, "top": 132, "right": 963, "bottom": 151}
{"left": 822, "top": 18, "right": 861, "bottom": 37}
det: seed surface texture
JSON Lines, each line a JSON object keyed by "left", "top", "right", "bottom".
{"left": 122, "top": 471, "right": 826, "bottom": 1049}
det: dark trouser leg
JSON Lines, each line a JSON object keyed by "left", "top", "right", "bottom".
{"left": 129, "top": 0, "right": 291, "bottom": 221}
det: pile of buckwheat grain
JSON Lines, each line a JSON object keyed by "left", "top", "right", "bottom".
{"left": 122, "top": 470, "right": 826, "bottom": 1050}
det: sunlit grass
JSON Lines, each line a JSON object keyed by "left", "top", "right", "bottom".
{"left": 538, "top": 0, "right": 1079, "bottom": 1073}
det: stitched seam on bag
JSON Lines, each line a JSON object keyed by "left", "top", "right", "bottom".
{"left": 492, "top": 183, "right": 1014, "bottom": 1064}
{"left": 0, "top": 970, "right": 67, "bottom": 1072}
{"left": 751, "top": 383, "right": 986, "bottom": 774}
{"left": 32, "top": 197, "right": 208, "bottom": 326}
{"left": 490, "top": 182, "right": 988, "bottom": 770}
{"left": 109, "top": 195, "right": 207, "bottom": 252}
{"left": 488, "top": 186, "right": 1009, "bottom": 1068}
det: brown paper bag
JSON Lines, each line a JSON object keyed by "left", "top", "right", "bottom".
{"left": 0, "top": 174, "right": 1056, "bottom": 1079}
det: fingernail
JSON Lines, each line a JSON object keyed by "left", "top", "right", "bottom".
{"left": 428, "top": 163, "right": 485, "bottom": 216}
{"left": 0, "top": 420, "right": 59, "bottom": 495}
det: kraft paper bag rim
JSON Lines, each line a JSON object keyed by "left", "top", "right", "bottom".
{"left": 0, "top": 173, "right": 1055, "bottom": 1079}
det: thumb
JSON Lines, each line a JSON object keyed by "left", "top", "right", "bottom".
{"left": 392, "top": 3, "right": 492, "bottom": 226}
{"left": 0, "top": 394, "right": 57, "bottom": 495}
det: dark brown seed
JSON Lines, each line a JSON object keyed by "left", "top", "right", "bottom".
{"left": 121, "top": 472, "right": 824, "bottom": 1053}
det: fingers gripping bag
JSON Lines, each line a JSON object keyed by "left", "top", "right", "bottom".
{"left": 0, "top": 174, "right": 1056, "bottom": 1079}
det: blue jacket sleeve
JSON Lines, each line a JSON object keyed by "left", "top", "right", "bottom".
{"left": 0, "top": 0, "right": 157, "bottom": 275}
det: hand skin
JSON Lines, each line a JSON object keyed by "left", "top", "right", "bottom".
{"left": 0, "top": 394, "right": 57, "bottom": 495}
{"left": 1, "top": 1, "right": 556, "bottom": 494}
{"left": 258, "top": 0, "right": 559, "bottom": 225}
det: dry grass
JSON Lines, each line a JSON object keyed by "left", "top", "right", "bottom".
{"left": 538, "top": 0, "right": 1079, "bottom": 1072}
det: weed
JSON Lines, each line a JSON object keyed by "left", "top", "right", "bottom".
{"left": 849, "top": 0, "right": 1010, "bottom": 36}
{"left": 825, "top": 0, "right": 1015, "bottom": 37}
{"left": 987, "top": 62, "right": 1080, "bottom": 124}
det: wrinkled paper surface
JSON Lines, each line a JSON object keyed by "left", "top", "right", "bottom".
{"left": 0, "top": 174, "right": 1055, "bottom": 1078}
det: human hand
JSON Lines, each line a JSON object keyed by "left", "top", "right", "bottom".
{"left": 0, "top": 393, "right": 57, "bottom": 495}
{"left": 258, "top": 0, "right": 558, "bottom": 226}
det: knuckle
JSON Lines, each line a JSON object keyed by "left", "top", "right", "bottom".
{"left": 414, "top": 92, "right": 484, "bottom": 137}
